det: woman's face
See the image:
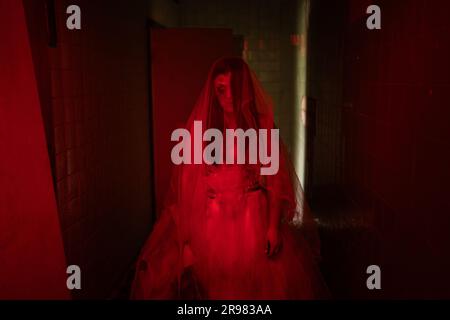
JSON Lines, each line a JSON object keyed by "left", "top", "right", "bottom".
{"left": 214, "top": 72, "right": 234, "bottom": 113}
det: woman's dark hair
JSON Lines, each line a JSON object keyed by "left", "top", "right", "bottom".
{"left": 208, "top": 57, "right": 260, "bottom": 132}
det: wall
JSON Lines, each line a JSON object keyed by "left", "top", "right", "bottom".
{"left": 308, "top": 0, "right": 450, "bottom": 298}
{"left": 0, "top": 0, "right": 69, "bottom": 299}
{"left": 23, "top": 0, "right": 153, "bottom": 298}
{"left": 306, "top": 0, "right": 345, "bottom": 197}
{"left": 179, "top": 0, "right": 306, "bottom": 178}
{"left": 148, "top": 0, "right": 180, "bottom": 27}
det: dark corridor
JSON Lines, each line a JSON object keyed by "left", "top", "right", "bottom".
{"left": 1, "top": 0, "right": 450, "bottom": 300}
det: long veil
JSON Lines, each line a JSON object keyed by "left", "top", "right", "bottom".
{"left": 130, "top": 57, "right": 321, "bottom": 299}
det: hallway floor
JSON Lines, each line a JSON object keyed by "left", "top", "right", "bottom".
{"left": 111, "top": 193, "right": 383, "bottom": 300}
{"left": 312, "top": 186, "right": 383, "bottom": 299}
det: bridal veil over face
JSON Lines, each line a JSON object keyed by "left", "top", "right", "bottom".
{"left": 130, "top": 57, "right": 323, "bottom": 299}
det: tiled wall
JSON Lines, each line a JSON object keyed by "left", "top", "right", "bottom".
{"left": 344, "top": 0, "right": 450, "bottom": 298}
{"left": 24, "top": 0, "right": 153, "bottom": 298}
{"left": 308, "top": 0, "right": 450, "bottom": 298}
{"left": 0, "top": 0, "right": 69, "bottom": 299}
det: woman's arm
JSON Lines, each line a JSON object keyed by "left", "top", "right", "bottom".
{"left": 266, "top": 171, "right": 283, "bottom": 257}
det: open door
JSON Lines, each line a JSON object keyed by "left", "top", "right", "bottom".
{"left": 150, "top": 28, "right": 235, "bottom": 216}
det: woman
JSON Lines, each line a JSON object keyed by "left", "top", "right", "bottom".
{"left": 130, "top": 57, "right": 329, "bottom": 299}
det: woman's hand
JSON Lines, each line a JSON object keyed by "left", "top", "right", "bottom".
{"left": 265, "top": 226, "right": 282, "bottom": 258}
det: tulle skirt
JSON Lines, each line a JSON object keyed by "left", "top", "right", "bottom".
{"left": 130, "top": 182, "right": 330, "bottom": 300}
